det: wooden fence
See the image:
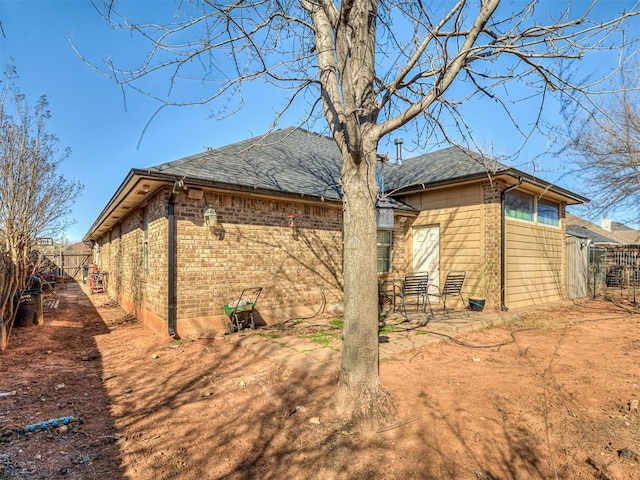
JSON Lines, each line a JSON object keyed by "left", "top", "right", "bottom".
{"left": 589, "top": 244, "right": 640, "bottom": 306}
{"left": 37, "top": 250, "right": 92, "bottom": 281}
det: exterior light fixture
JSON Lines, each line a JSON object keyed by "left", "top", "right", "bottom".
{"left": 204, "top": 207, "right": 218, "bottom": 228}
{"left": 376, "top": 197, "right": 394, "bottom": 229}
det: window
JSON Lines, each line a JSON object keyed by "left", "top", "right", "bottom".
{"left": 505, "top": 190, "right": 533, "bottom": 221}
{"left": 377, "top": 230, "right": 392, "bottom": 273}
{"left": 505, "top": 190, "right": 560, "bottom": 227}
{"left": 537, "top": 198, "right": 559, "bottom": 226}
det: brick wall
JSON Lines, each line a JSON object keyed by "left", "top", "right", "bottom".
{"left": 481, "top": 180, "right": 505, "bottom": 309}
{"left": 391, "top": 216, "right": 411, "bottom": 276}
{"left": 176, "top": 190, "right": 344, "bottom": 326}
{"left": 96, "top": 190, "right": 172, "bottom": 335}
{"left": 96, "top": 187, "right": 345, "bottom": 337}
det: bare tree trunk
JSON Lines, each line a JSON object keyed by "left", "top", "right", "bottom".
{"left": 87, "top": 0, "right": 640, "bottom": 422}
{"left": 0, "top": 256, "right": 17, "bottom": 351}
{"left": 333, "top": 140, "right": 395, "bottom": 425}
{"left": 0, "top": 326, "right": 6, "bottom": 351}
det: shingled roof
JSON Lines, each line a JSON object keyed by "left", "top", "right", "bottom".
{"left": 144, "top": 128, "right": 514, "bottom": 198}
{"left": 565, "top": 213, "right": 621, "bottom": 244}
{"left": 143, "top": 128, "right": 585, "bottom": 203}
{"left": 85, "top": 127, "right": 589, "bottom": 241}
{"left": 565, "top": 214, "right": 640, "bottom": 244}
{"left": 383, "top": 146, "right": 509, "bottom": 192}
{"left": 145, "top": 128, "right": 344, "bottom": 200}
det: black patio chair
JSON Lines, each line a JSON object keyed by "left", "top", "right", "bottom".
{"left": 427, "top": 271, "right": 467, "bottom": 317}
{"left": 393, "top": 272, "right": 430, "bottom": 317}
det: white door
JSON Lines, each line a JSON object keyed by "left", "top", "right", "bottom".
{"left": 412, "top": 225, "right": 440, "bottom": 288}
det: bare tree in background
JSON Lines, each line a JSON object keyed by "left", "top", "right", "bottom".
{"left": 0, "top": 69, "right": 83, "bottom": 350}
{"left": 567, "top": 82, "right": 640, "bottom": 223}
{"left": 87, "top": 0, "right": 639, "bottom": 425}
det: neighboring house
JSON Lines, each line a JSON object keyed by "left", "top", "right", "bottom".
{"left": 564, "top": 213, "right": 614, "bottom": 299}
{"left": 609, "top": 221, "right": 640, "bottom": 244}
{"left": 66, "top": 241, "right": 91, "bottom": 252}
{"left": 566, "top": 213, "right": 623, "bottom": 245}
{"left": 83, "top": 128, "right": 588, "bottom": 338}
{"left": 565, "top": 214, "right": 640, "bottom": 298}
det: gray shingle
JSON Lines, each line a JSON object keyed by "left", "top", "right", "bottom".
{"left": 383, "top": 146, "right": 509, "bottom": 191}
{"left": 143, "top": 128, "right": 557, "bottom": 201}
{"left": 146, "top": 128, "right": 344, "bottom": 200}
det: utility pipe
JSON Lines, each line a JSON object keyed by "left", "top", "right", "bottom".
{"left": 167, "top": 181, "right": 181, "bottom": 338}
{"left": 500, "top": 177, "right": 523, "bottom": 311}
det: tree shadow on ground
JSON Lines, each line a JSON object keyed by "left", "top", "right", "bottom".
{"left": 4, "top": 288, "right": 638, "bottom": 479}
{"left": 0, "top": 280, "right": 126, "bottom": 479}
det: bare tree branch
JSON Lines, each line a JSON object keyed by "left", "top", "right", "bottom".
{"left": 566, "top": 76, "right": 640, "bottom": 223}
{"left": 0, "top": 68, "right": 83, "bottom": 350}
{"left": 76, "top": 0, "right": 640, "bottom": 424}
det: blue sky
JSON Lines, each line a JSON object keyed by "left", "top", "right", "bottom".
{"left": 2, "top": 0, "right": 292, "bottom": 242}
{"left": 1, "top": 1, "right": 638, "bottom": 241}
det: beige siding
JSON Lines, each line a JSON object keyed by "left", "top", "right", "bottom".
{"left": 505, "top": 218, "right": 564, "bottom": 308}
{"left": 402, "top": 184, "right": 484, "bottom": 309}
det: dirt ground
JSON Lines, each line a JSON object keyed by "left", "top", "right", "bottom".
{"left": 1, "top": 282, "right": 640, "bottom": 480}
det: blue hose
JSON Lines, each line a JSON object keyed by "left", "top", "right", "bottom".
{"left": 18, "top": 415, "right": 80, "bottom": 435}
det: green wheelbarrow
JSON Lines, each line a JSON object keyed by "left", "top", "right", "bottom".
{"left": 224, "top": 286, "right": 262, "bottom": 333}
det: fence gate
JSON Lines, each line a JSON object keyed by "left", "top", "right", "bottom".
{"left": 566, "top": 236, "right": 589, "bottom": 299}
{"left": 41, "top": 251, "right": 92, "bottom": 281}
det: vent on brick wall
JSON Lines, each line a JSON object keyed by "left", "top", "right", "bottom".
{"left": 135, "top": 184, "right": 150, "bottom": 195}
{"left": 188, "top": 189, "right": 204, "bottom": 200}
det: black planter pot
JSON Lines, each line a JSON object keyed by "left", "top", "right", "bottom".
{"left": 468, "top": 298, "right": 486, "bottom": 312}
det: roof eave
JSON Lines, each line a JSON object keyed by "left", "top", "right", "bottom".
{"left": 503, "top": 167, "right": 589, "bottom": 205}
{"left": 388, "top": 169, "right": 589, "bottom": 205}
{"left": 83, "top": 169, "right": 343, "bottom": 242}
{"left": 83, "top": 170, "right": 154, "bottom": 242}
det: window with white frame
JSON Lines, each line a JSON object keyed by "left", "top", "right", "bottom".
{"left": 377, "top": 230, "right": 392, "bottom": 273}
{"left": 505, "top": 190, "right": 560, "bottom": 227}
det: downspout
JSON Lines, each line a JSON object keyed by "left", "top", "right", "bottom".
{"left": 500, "top": 177, "right": 523, "bottom": 312}
{"left": 167, "top": 181, "right": 181, "bottom": 338}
